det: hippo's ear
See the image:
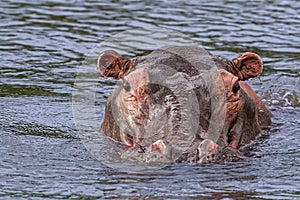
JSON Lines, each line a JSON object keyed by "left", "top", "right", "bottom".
{"left": 97, "top": 50, "right": 135, "bottom": 79}
{"left": 232, "top": 52, "right": 263, "bottom": 80}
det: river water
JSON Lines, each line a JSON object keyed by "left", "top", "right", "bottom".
{"left": 0, "top": 0, "right": 299, "bottom": 199}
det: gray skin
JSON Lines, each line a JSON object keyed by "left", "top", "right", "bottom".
{"left": 98, "top": 46, "right": 272, "bottom": 163}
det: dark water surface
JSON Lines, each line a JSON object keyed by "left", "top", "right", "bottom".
{"left": 1, "top": 0, "right": 299, "bottom": 199}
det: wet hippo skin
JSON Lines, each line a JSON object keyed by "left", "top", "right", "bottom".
{"left": 97, "top": 46, "right": 272, "bottom": 163}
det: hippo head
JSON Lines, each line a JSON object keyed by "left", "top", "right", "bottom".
{"left": 97, "top": 46, "right": 269, "bottom": 163}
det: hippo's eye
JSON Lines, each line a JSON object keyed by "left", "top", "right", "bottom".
{"left": 232, "top": 81, "right": 240, "bottom": 93}
{"left": 123, "top": 81, "right": 131, "bottom": 92}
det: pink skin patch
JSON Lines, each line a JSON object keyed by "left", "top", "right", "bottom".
{"left": 205, "top": 140, "right": 217, "bottom": 152}
{"left": 152, "top": 140, "right": 166, "bottom": 153}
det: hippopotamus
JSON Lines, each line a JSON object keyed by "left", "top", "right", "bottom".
{"left": 97, "top": 45, "right": 272, "bottom": 164}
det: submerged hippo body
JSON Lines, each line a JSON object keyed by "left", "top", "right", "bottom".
{"left": 98, "top": 46, "right": 271, "bottom": 163}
